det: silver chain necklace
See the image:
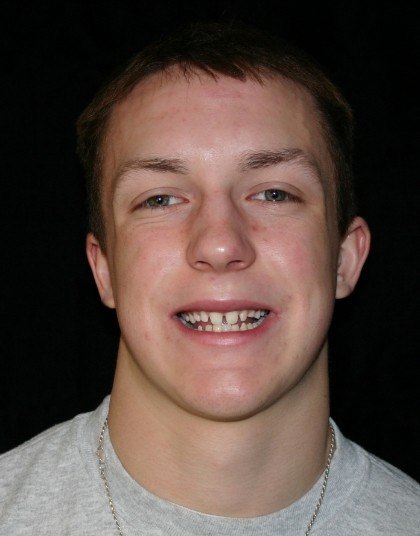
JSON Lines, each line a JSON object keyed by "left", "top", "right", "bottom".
{"left": 96, "top": 419, "right": 335, "bottom": 536}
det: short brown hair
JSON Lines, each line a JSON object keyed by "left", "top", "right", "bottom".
{"left": 77, "top": 22, "right": 356, "bottom": 247}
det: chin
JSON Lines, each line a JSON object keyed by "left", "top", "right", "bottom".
{"left": 174, "top": 377, "right": 282, "bottom": 422}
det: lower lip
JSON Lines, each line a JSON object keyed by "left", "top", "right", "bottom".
{"left": 173, "top": 313, "right": 277, "bottom": 346}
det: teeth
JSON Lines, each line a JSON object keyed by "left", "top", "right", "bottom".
{"left": 213, "top": 324, "right": 233, "bottom": 332}
{"left": 209, "top": 312, "right": 223, "bottom": 325}
{"left": 239, "top": 310, "right": 248, "bottom": 322}
{"left": 225, "top": 311, "right": 239, "bottom": 325}
{"left": 179, "top": 309, "right": 269, "bottom": 332}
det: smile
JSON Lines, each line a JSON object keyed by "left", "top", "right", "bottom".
{"left": 177, "top": 309, "right": 269, "bottom": 332}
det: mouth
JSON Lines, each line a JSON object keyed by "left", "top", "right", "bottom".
{"left": 176, "top": 309, "right": 270, "bottom": 332}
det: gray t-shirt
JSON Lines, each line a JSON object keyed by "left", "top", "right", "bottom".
{"left": 0, "top": 397, "right": 419, "bottom": 535}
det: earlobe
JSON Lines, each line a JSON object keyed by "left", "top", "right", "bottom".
{"left": 336, "top": 217, "right": 371, "bottom": 299}
{"left": 86, "top": 233, "right": 116, "bottom": 308}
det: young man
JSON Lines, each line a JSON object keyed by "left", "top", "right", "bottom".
{"left": 1, "top": 24, "right": 419, "bottom": 535}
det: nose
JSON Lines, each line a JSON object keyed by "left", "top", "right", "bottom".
{"left": 186, "top": 199, "right": 256, "bottom": 273}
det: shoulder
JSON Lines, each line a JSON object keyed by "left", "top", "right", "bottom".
{"left": 0, "top": 411, "right": 87, "bottom": 495}
{"left": 0, "top": 402, "right": 110, "bottom": 534}
{"left": 357, "top": 443, "right": 420, "bottom": 508}
{"left": 335, "top": 434, "right": 420, "bottom": 535}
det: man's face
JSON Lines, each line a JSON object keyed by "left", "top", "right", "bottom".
{"left": 91, "top": 72, "right": 348, "bottom": 420}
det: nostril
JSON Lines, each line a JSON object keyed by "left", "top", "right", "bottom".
{"left": 227, "top": 259, "right": 246, "bottom": 267}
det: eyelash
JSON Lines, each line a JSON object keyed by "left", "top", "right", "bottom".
{"left": 139, "top": 195, "right": 183, "bottom": 209}
{"left": 137, "top": 188, "right": 299, "bottom": 211}
{"left": 250, "top": 189, "right": 300, "bottom": 203}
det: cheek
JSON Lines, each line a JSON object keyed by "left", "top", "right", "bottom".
{"left": 259, "top": 221, "right": 335, "bottom": 292}
{"left": 261, "top": 223, "right": 316, "bottom": 265}
{"left": 114, "top": 226, "right": 182, "bottom": 283}
{"left": 111, "top": 227, "right": 182, "bottom": 346}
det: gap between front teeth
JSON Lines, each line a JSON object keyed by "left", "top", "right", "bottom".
{"left": 178, "top": 310, "right": 268, "bottom": 331}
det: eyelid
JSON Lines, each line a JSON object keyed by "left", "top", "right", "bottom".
{"left": 249, "top": 188, "right": 301, "bottom": 203}
{"left": 129, "top": 188, "right": 188, "bottom": 212}
{"left": 138, "top": 194, "right": 184, "bottom": 209}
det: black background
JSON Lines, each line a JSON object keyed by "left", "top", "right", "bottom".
{"left": 1, "top": 2, "right": 419, "bottom": 481}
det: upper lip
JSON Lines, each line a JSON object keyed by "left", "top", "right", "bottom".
{"left": 173, "top": 300, "right": 275, "bottom": 316}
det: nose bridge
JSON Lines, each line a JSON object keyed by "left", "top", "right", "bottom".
{"left": 186, "top": 193, "right": 256, "bottom": 272}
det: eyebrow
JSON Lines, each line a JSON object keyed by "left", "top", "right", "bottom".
{"left": 238, "top": 148, "right": 322, "bottom": 181}
{"left": 113, "top": 147, "right": 323, "bottom": 191}
{"left": 114, "top": 157, "right": 188, "bottom": 185}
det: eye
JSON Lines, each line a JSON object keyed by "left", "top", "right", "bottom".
{"left": 251, "top": 189, "right": 299, "bottom": 203}
{"left": 140, "top": 194, "right": 183, "bottom": 209}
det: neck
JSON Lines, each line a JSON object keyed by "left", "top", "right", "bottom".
{"left": 108, "top": 344, "right": 330, "bottom": 517}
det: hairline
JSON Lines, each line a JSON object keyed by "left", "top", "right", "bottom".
{"left": 95, "top": 66, "right": 340, "bottom": 248}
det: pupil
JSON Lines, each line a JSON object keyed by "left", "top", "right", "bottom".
{"left": 265, "top": 189, "right": 284, "bottom": 201}
{"left": 149, "top": 195, "right": 168, "bottom": 206}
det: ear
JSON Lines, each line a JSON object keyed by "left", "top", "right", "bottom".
{"left": 336, "top": 217, "right": 371, "bottom": 299}
{"left": 86, "top": 233, "right": 116, "bottom": 308}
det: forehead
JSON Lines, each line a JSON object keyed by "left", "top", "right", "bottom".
{"left": 104, "top": 70, "right": 334, "bottom": 190}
